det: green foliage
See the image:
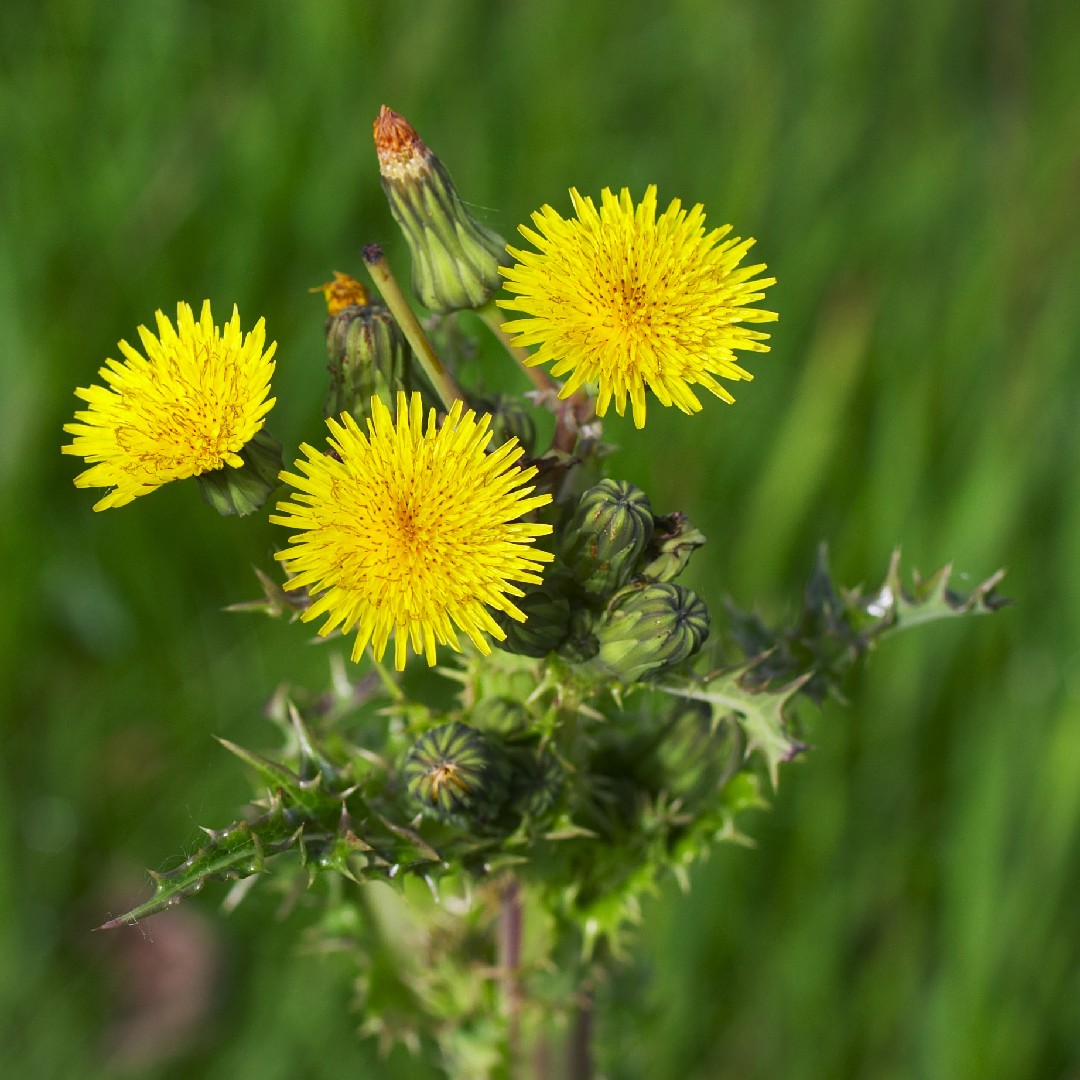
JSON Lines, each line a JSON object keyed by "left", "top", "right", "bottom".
{"left": 106, "top": 547, "right": 1005, "bottom": 1045}
{"left": 727, "top": 545, "right": 1010, "bottom": 704}
{"left": 9, "top": 2, "right": 1074, "bottom": 1078}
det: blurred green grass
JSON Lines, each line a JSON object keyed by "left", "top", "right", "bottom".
{"left": 3, "top": 0, "right": 1080, "bottom": 1076}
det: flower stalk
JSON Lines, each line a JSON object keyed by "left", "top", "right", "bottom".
{"left": 362, "top": 243, "right": 464, "bottom": 410}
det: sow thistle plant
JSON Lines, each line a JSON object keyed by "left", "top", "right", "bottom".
{"left": 65, "top": 106, "right": 1008, "bottom": 1077}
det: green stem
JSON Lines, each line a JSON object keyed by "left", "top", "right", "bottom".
{"left": 477, "top": 301, "right": 559, "bottom": 396}
{"left": 363, "top": 244, "right": 464, "bottom": 410}
{"left": 500, "top": 877, "right": 523, "bottom": 1074}
{"left": 367, "top": 652, "right": 405, "bottom": 704}
{"left": 476, "top": 301, "right": 595, "bottom": 453}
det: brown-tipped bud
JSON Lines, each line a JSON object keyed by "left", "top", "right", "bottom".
{"left": 374, "top": 105, "right": 508, "bottom": 314}
{"left": 636, "top": 511, "right": 707, "bottom": 583}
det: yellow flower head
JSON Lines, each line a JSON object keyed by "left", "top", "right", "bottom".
{"left": 498, "top": 185, "right": 777, "bottom": 428}
{"left": 62, "top": 301, "right": 277, "bottom": 510}
{"left": 271, "top": 391, "right": 554, "bottom": 670}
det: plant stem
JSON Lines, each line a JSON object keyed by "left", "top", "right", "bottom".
{"left": 500, "top": 876, "right": 524, "bottom": 1073}
{"left": 567, "top": 991, "right": 594, "bottom": 1080}
{"left": 362, "top": 244, "right": 464, "bottom": 410}
{"left": 477, "top": 301, "right": 559, "bottom": 396}
{"left": 476, "top": 301, "right": 595, "bottom": 454}
{"left": 367, "top": 652, "right": 405, "bottom": 703}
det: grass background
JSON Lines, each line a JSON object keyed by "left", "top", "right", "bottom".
{"left": 3, "top": 0, "right": 1080, "bottom": 1076}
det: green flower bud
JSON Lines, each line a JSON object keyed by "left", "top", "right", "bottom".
{"left": 470, "top": 392, "right": 537, "bottom": 457}
{"left": 588, "top": 582, "right": 710, "bottom": 683}
{"left": 195, "top": 428, "right": 282, "bottom": 517}
{"left": 659, "top": 701, "right": 745, "bottom": 799}
{"left": 321, "top": 289, "right": 414, "bottom": 424}
{"left": 560, "top": 480, "right": 654, "bottom": 600}
{"left": 469, "top": 696, "right": 530, "bottom": 736}
{"left": 637, "top": 511, "right": 707, "bottom": 583}
{"left": 494, "top": 588, "right": 572, "bottom": 658}
{"left": 510, "top": 749, "right": 565, "bottom": 820}
{"left": 556, "top": 607, "right": 600, "bottom": 663}
{"left": 403, "top": 722, "right": 508, "bottom": 823}
{"left": 374, "top": 106, "right": 509, "bottom": 314}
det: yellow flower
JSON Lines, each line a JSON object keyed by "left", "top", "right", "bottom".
{"left": 62, "top": 301, "right": 277, "bottom": 510}
{"left": 271, "top": 391, "right": 554, "bottom": 670}
{"left": 498, "top": 185, "right": 777, "bottom": 428}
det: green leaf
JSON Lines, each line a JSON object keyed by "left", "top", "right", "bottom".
{"left": 854, "top": 548, "right": 1011, "bottom": 638}
{"left": 97, "top": 796, "right": 303, "bottom": 929}
{"left": 216, "top": 736, "right": 338, "bottom": 816}
{"left": 727, "top": 546, "right": 1011, "bottom": 702}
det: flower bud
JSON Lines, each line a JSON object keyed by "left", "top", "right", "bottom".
{"left": 588, "top": 582, "right": 710, "bottom": 683}
{"left": 659, "top": 701, "right": 744, "bottom": 799}
{"left": 195, "top": 428, "right": 283, "bottom": 517}
{"left": 493, "top": 587, "right": 572, "bottom": 658}
{"left": 556, "top": 607, "right": 600, "bottom": 664}
{"left": 403, "top": 722, "right": 508, "bottom": 824}
{"left": 560, "top": 480, "right": 654, "bottom": 600}
{"left": 636, "top": 511, "right": 707, "bottom": 583}
{"left": 470, "top": 696, "right": 530, "bottom": 736}
{"left": 317, "top": 273, "right": 414, "bottom": 424}
{"left": 510, "top": 749, "right": 564, "bottom": 820}
{"left": 374, "top": 105, "right": 509, "bottom": 314}
{"left": 470, "top": 392, "right": 537, "bottom": 457}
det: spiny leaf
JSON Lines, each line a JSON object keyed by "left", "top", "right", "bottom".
{"left": 97, "top": 802, "right": 304, "bottom": 929}
{"left": 727, "top": 546, "right": 1011, "bottom": 701}
{"left": 854, "top": 549, "right": 1011, "bottom": 637}
{"left": 216, "top": 736, "right": 337, "bottom": 815}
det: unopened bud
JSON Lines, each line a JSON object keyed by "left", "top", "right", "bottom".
{"left": 403, "top": 722, "right": 508, "bottom": 824}
{"left": 636, "top": 511, "right": 706, "bottom": 583}
{"left": 659, "top": 701, "right": 744, "bottom": 799}
{"left": 195, "top": 428, "right": 282, "bottom": 517}
{"left": 510, "top": 749, "right": 564, "bottom": 820}
{"left": 560, "top": 480, "right": 654, "bottom": 600}
{"left": 470, "top": 696, "right": 530, "bottom": 735}
{"left": 494, "top": 587, "right": 572, "bottom": 658}
{"left": 588, "top": 582, "right": 710, "bottom": 683}
{"left": 321, "top": 289, "right": 414, "bottom": 424}
{"left": 556, "top": 607, "right": 600, "bottom": 663}
{"left": 374, "top": 105, "right": 508, "bottom": 314}
{"left": 471, "top": 393, "right": 537, "bottom": 457}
